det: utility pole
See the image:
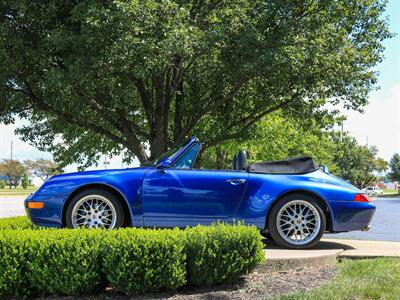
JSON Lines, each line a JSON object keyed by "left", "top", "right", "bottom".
{"left": 103, "top": 155, "right": 110, "bottom": 170}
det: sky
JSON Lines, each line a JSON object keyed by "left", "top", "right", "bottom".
{"left": 0, "top": 1, "right": 399, "bottom": 174}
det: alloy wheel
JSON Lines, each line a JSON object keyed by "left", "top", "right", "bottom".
{"left": 71, "top": 195, "right": 117, "bottom": 229}
{"left": 276, "top": 200, "right": 321, "bottom": 245}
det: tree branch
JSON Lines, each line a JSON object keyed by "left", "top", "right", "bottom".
{"left": 10, "top": 84, "right": 151, "bottom": 162}
{"left": 133, "top": 78, "right": 155, "bottom": 127}
{"left": 177, "top": 76, "right": 250, "bottom": 141}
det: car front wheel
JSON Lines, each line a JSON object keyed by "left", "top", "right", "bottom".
{"left": 268, "top": 194, "right": 326, "bottom": 249}
{"left": 65, "top": 189, "right": 125, "bottom": 229}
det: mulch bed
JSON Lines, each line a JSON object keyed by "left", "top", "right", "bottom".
{"left": 34, "top": 264, "right": 336, "bottom": 300}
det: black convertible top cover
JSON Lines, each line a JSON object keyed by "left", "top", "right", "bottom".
{"left": 248, "top": 156, "right": 318, "bottom": 174}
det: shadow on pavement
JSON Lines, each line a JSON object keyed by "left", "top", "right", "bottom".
{"left": 262, "top": 238, "right": 355, "bottom": 251}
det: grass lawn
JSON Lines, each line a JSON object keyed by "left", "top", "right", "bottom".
{"left": 383, "top": 188, "right": 398, "bottom": 195}
{"left": 0, "top": 185, "right": 38, "bottom": 196}
{"left": 273, "top": 258, "right": 400, "bottom": 300}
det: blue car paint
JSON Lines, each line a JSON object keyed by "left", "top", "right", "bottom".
{"left": 142, "top": 168, "right": 249, "bottom": 227}
{"left": 25, "top": 137, "right": 375, "bottom": 233}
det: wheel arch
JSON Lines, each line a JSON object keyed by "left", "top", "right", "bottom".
{"left": 266, "top": 189, "right": 333, "bottom": 232}
{"left": 62, "top": 183, "right": 132, "bottom": 227}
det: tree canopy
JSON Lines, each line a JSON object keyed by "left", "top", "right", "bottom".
{"left": 0, "top": 159, "right": 25, "bottom": 188}
{"left": 333, "top": 135, "right": 388, "bottom": 188}
{"left": 200, "top": 111, "right": 338, "bottom": 171}
{"left": 0, "top": 0, "right": 391, "bottom": 167}
{"left": 389, "top": 153, "right": 400, "bottom": 182}
{"left": 24, "top": 159, "right": 64, "bottom": 181}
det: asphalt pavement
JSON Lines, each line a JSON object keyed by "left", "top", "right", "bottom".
{"left": 0, "top": 196, "right": 399, "bottom": 242}
{"left": 0, "top": 195, "right": 26, "bottom": 218}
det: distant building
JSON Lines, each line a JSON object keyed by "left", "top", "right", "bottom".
{"left": 384, "top": 182, "right": 398, "bottom": 190}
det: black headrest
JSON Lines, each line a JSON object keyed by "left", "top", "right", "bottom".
{"left": 237, "top": 150, "right": 248, "bottom": 171}
{"left": 231, "top": 154, "right": 237, "bottom": 170}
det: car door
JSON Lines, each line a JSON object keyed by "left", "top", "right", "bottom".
{"left": 141, "top": 143, "right": 248, "bottom": 227}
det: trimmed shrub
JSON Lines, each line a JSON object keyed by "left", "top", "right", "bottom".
{"left": 184, "top": 223, "right": 265, "bottom": 286}
{"left": 0, "top": 217, "right": 265, "bottom": 297}
{"left": 102, "top": 228, "right": 186, "bottom": 294}
{"left": 0, "top": 179, "right": 5, "bottom": 189}
{"left": 26, "top": 230, "right": 105, "bottom": 295}
{"left": 0, "top": 231, "right": 31, "bottom": 297}
{"left": 0, "top": 216, "right": 39, "bottom": 230}
{"left": 0, "top": 229, "right": 105, "bottom": 297}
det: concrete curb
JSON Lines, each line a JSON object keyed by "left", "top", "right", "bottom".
{"left": 261, "top": 238, "right": 400, "bottom": 271}
{"left": 258, "top": 250, "right": 340, "bottom": 272}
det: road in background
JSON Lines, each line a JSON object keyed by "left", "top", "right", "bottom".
{"left": 0, "top": 196, "right": 399, "bottom": 242}
{"left": 0, "top": 196, "right": 26, "bottom": 217}
{"left": 325, "top": 198, "right": 400, "bottom": 242}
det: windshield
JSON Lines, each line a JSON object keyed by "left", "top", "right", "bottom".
{"left": 152, "top": 138, "right": 191, "bottom": 165}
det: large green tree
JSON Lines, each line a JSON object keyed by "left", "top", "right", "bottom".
{"left": 200, "top": 112, "right": 338, "bottom": 171}
{"left": 0, "top": 0, "right": 390, "bottom": 167}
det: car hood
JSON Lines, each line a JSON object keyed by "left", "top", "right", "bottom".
{"left": 48, "top": 167, "right": 151, "bottom": 180}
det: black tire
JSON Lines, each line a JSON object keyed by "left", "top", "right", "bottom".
{"left": 65, "top": 188, "right": 125, "bottom": 229}
{"left": 260, "top": 231, "right": 272, "bottom": 240}
{"left": 268, "top": 193, "right": 326, "bottom": 249}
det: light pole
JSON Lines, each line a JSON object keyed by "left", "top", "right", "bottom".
{"left": 103, "top": 155, "right": 110, "bottom": 170}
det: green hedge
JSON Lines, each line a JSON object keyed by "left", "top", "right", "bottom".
{"left": 185, "top": 223, "right": 265, "bottom": 286}
{"left": 0, "top": 217, "right": 264, "bottom": 297}
{"left": 0, "top": 229, "right": 105, "bottom": 297}
{"left": 0, "top": 216, "right": 40, "bottom": 230}
{"left": 103, "top": 229, "right": 186, "bottom": 294}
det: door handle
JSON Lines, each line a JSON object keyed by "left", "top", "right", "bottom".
{"left": 226, "top": 178, "right": 246, "bottom": 185}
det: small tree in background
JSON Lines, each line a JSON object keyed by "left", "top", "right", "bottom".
{"left": 21, "top": 172, "right": 29, "bottom": 189}
{"left": 0, "top": 180, "right": 5, "bottom": 189}
{"left": 24, "top": 159, "right": 64, "bottom": 182}
{"left": 389, "top": 154, "right": 400, "bottom": 182}
{"left": 0, "top": 160, "right": 25, "bottom": 188}
{"left": 333, "top": 136, "right": 387, "bottom": 189}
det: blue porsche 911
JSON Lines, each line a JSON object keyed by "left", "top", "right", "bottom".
{"left": 25, "top": 136, "right": 375, "bottom": 249}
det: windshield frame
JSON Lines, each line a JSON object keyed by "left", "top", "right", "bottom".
{"left": 152, "top": 137, "right": 197, "bottom": 166}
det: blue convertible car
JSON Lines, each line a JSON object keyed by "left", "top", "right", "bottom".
{"left": 25, "top": 137, "right": 375, "bottom": 249}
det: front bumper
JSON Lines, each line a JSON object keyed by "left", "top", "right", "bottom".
{"left": 24, "top": 194, "right": 63, "bottom": 228}
{"left": 329, "top": 200, "right": 376, "bottom": 232}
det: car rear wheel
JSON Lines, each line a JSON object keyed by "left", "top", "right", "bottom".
{"left": 268, "top": 194, "right": 326, "bottom": 249}
{"left": 65, "top": 189, "right": 125, "bottom": 229}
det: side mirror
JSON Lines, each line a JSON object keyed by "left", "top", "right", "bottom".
{"left": 156, "top": 159, "right": 172, "bottom": 172}
{"left": 319, "top": 164, "right": 329, "bottom": 173}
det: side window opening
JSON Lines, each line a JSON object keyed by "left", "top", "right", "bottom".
{"left": 172, "top": 143, "right": 201, "bottom": 169}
